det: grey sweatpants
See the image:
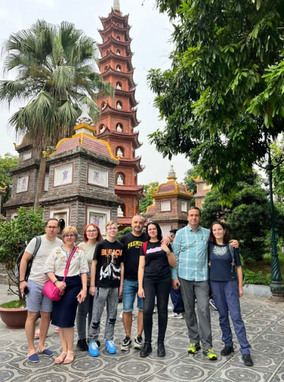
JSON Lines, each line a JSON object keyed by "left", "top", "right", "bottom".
{"left": 89, "top": 287, "right": 118, "bottom": 342}
{"left": 179, "top": 278, "right": 213, "bottom": 350}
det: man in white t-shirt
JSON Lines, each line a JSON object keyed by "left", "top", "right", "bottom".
{"left": 19, "top": 218, "right": 62, "bottom": 363}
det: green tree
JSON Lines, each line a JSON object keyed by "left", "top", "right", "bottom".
{"left": 183, "top": 168, "right": 198, "bottom": 194}
{"left": 0, "top": 207, "right": 45, "bottom": 300}
{"left": 201, "top": 173, "right": 270, "bottom": 262}
{"left": 0, "top": 153, "right": 18, "bottom": 205}
{"left": 139, "top": 182, "right": 159, "bottom": 214}
{"left": 149, "top": 0, "right": 284, "bottom": 199}
{"left": 0, "top": 20, "right": 113, "bottom": 208}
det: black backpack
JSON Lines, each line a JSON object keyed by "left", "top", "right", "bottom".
{"left": 14, "top": 236, "right": 42, "bottom": 280}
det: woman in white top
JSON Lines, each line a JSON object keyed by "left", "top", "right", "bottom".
{"left": 45, "top": 226, "right": 88, "bottom": 364}
{"left": 76, "top": 223, "right": 103, "bottom": 351}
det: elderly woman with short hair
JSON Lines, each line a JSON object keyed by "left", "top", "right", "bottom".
{"left": 45, "top": 226, "right": 89, "bottom": 364}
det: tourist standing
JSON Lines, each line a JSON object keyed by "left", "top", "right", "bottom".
{"left": 76, "top": 223, "right": 103, "bottom": 351}
{"left": 138, "top": 222, "right": 176, "bottom": 358}
{"left": 209, "top": 221, "right": 253, "bottom": 366}
{"left": 88, "top": 221, "right": 124, "bottom": 357}
{"left": 19, "top": 218, "right": 62, "bottom": 363}
{"left": 45, "top": 226, "right": 88, "bottom": 364}
{"left": 120, "top": 215, "right": 147, "bottom": 351}
{"left": 169, "top": 229, "right": 185, "bottom": 319}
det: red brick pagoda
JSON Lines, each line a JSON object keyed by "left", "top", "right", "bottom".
{"left": 95, "top": 0, "right": 143, "bottom": 227}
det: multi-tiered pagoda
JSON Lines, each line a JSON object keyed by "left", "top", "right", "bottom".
{"left": 95, "top": 0, "right": 143, "bottom": 227}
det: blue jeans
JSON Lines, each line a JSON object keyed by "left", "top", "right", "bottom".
{"left": 170, "top": 286, "right": 184, "bottom": 314}
{"left": 210, "top": 280, "right": 251, "bottom": 354}
{"left": 122, "top": 279, "right": 143, "bottom": 312}
{"left": 143, "top": 276, "right": 171, "bottom": 343}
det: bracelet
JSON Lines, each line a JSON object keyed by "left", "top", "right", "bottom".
{"left": 19, "top": 280, "right": 25, "bottom": 283}
{"left": 53, "top": 279, "right": 58, "bottom": 285}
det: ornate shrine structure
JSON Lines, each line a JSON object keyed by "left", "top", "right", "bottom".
{"left": 95, "top": 0, "right": 143, "bottom": 228}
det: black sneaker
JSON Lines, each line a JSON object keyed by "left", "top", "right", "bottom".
{"left": 134, "top": 335, "right": 143, "bottom": 350}
{"left": 77, "top": 339, "right": 88, "bottom": 351}
{"left": 121, "top": 336, "right": 132, "bottom": 351}
{"left": 140, "top": 342, "right": 152, "bottom": 358}
{"left": 221, "top": 346, "right": 234, "bottom": 356}
{"left": 242, "top": 354, "right": 253, "bottom": 366}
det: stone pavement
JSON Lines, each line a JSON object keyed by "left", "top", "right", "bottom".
{"left": 0, "top": 283, "right": 284, "bottom": 382}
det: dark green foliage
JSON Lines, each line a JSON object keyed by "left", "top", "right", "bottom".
{"left": 0, "top": 207, "right": 45, "bottom": 300}
{"left": 139, "top": 182, "right": 159, "bottom": 214}
{"left": 149, "top": 0, "right": 284, "bottom": 198}
{"left": 117, "top": 226, "right": 132, "bottom": 241}
{"left": 0, "top": 153, "right": 18, "bottom": 206}
{"left": 201, "top": 175, "right": 270, "bottom": 261}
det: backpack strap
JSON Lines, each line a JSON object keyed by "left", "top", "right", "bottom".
{"left": 31, "top": 236, "right": 42, "bottom": 260}
{"left": 143, "top": 241, "right": 148, "bottom": 255}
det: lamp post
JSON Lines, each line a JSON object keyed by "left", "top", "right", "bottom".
{"left": 266, "top": 150, "right": 284, "bottom": 301}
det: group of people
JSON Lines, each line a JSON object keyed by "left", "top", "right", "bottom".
{"left": 19, "top": 207, "right": 253, "bottom": 367}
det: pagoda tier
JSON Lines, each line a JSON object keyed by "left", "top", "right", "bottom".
{"left": 95, "top": 1, "right": 143, "bottom": 226}
{"left": 98, "top": 128, "right": 142, "bottom": 150}
{"left": 100, "top": 67, "right": 136, "bottom": 88}
{"left": 99, "top": 51, "right": 134, "bottom": 72}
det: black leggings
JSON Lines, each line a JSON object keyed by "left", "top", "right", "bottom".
{"left": 143, "top": 276, "right": 171, "bottom": 343}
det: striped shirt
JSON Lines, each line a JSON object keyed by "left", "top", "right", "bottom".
{"left": 172, "top": 225, "right": 209, "bottom": 281}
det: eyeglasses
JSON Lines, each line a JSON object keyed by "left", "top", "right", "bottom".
{"left": 64, "top": 234, "right": 75, "bottom": 238}
{"left": 46, "top": 226, "right": 58, "bottom": 229}
{"left": 107, "top": 227, "right": 118, "bottom": 231}
{"left": 86, "top": 230, "right": 97, "bottom": 233}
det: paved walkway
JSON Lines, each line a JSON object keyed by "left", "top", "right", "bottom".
{"left": 0, "top": 283, "right": 284, "bottom": 382}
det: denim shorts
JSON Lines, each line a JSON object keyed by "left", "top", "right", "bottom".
{"left": 26, "top": 280, "right": 53, "bottom": 313}
{"left": 122, "top": 279, "right": 143, "bottom": 312}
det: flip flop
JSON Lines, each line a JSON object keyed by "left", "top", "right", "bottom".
{"left": 28, "top": 353, "right": 39, "bottom": 363}
{"left": 38, "top": 348, "right": 53, "bottom": 356}
{"left": 54, "top": 352, "right": 67, "bottom": 364}
{"left": 63, "top": 351, "right": 74, "bottom": 364}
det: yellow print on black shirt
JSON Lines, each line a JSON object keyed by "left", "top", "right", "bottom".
{"left": 127, "top": 240, "right": 143, "bottom": 249}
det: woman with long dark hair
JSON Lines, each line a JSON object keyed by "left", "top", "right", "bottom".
{"left": 209, "top": 221, "right": 253, "bottom": 367}
{"left": 138, "top": 222, "right": 176, "bottom": 358}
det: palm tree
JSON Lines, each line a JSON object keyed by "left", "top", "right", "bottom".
{"left": 0, "top": 20, "right": 113, "bottom": 208}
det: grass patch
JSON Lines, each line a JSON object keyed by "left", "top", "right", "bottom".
{"left": 0, "top": 300, "right": 26, "bottom": 309}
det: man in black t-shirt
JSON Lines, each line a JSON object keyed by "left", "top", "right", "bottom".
{"left": 120, "top": 215, "right": 146, "bottom": 351}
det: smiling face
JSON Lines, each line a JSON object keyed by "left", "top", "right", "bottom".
{"left": 86, "top": 225, "right": 99, "bottom": 241}
{"left": 147, "top": 223, "right": 158, "bottom": 240}
{"left": 211, "top": 223, "right": 225, "bottom": 243}
{"left": 106, "top": 223, "right": 118, "bottom": 241}
{"left": 131, "top": 215, "right": 145, "bottom": 236}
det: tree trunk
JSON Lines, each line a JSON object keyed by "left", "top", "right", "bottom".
{"left": 33, "top": 156, "right": 47, "bottom": 209}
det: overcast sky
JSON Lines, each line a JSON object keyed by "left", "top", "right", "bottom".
{"left": 0, "top": 0, "right": 191, "bottom": 185}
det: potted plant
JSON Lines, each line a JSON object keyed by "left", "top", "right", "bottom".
{"left": 0, "top": 206, "right": 45, "bottom": 328}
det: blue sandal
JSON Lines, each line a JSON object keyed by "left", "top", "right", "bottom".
{"left": 38, "top": 348, "right": 53, "bottom": 356}
{"left": 28, "top": 353, "right": 39, "bottom": 362}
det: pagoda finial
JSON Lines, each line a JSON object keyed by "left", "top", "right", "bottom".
{"left": 167, "top": 165, "right": 177, "bottom": 181}
{"left": 113, "top": 0, "right": 120, "bottom": 11}
{"left": 75, "top": 104, "right": 94, "bottom": 127}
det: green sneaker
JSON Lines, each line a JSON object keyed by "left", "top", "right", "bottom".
{"left": 203, "top": 348, "right": 217, "bottom": 360}
{"left": 187, "top": 343, "right": 201, "bottom": 354}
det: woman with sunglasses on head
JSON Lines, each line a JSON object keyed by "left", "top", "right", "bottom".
{"left": 44, "top": 226, "right": 89, "bottom": 364}
{"left": 138, "top": 222, "right": 176, "bottom": 358}
{"left": 76, "top": 223, "right": 103, "bottom": 351}
{"left": 209, "top": 221, "right": 253, "bottom": 367}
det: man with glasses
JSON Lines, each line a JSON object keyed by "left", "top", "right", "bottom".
{"left": 19, "top": 218, "right": 62, "bottom": 363}
{"left": 88, "top": 221, "right": 124, "bottom": 356}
